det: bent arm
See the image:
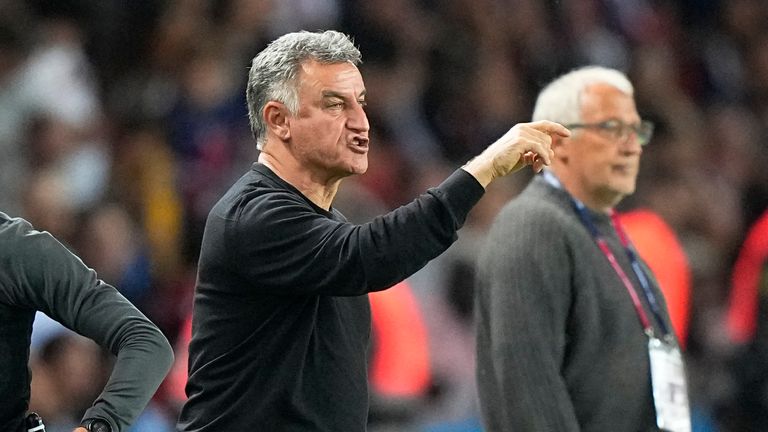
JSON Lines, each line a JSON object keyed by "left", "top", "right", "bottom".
{"left": 5, "top": 223, "right": 173, "bottom": 432}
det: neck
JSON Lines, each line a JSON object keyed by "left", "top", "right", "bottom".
{"left": 258, "top": 151, "right": 340, "bottom": 210}
{"left": 546, "top": 169, "right": 618, "bottom": 214}
{"left": 571, "top": 189, "right": 616, "bottom": 215}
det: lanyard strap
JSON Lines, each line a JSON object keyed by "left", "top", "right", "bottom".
{"left": 609, "top": 210, "right": 671, "bottom": 337}
{"left": 541, "top": 171, "right": 670, "bottom": 338}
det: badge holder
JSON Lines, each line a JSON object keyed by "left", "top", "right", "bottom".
{"left": 648, "top": 334, "right": 691, "bottom": 432}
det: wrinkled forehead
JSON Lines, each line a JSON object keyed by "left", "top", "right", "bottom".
{"left": 579, "top": 83, "right": 638, "bottom": 121}
{"left": 297, "top": 60, "right": 364, "bottom": 90}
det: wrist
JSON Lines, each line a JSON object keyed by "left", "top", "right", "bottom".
{"left": 461, "top": 157, "right": 493, "bottom": 188}
{"left": 80, "top": 418, "right": 112, "bottom": 432}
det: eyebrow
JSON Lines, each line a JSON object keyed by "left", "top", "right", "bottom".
{"left": 321, "top": 89, "right": 367, "bottom": 100}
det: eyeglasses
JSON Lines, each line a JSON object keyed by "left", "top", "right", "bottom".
{"left": 565, "top": 119, "right": 654, "bottom": 146}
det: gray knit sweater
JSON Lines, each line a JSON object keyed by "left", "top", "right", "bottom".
{"left": 475, "top": 174, "right": 679, "bottom": 432}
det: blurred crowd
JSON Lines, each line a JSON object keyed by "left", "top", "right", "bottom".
{"left": 2, "top": 0, "right": 768, "bottom": 431}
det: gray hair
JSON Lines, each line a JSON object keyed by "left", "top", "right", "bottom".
{"left": 246, "top": 30, "right": 362, "bottom": 150}
{"left": 532, "top": 66, "right": 633, "bottom": 126}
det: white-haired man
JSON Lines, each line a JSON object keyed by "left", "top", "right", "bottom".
{"left": 475, "top": 66, "right": 690, "bottom": 432}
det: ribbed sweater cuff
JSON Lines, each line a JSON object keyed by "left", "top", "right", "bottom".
{"left": 432, "top": 169, "right": 486, "bottom": 225}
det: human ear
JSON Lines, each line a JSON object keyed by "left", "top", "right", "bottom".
{"left": 264, "top": 101, "right": 291, "bottom": 141}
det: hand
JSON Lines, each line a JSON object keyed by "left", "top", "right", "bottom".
{"left": 462, "top": 120, "right": 570, "bottom": 187}
{"left": 73, "top": 428, "right": 88, "bottom": 432}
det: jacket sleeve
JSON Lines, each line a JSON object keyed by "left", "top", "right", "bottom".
{"left": 474, "top": 205, "right": 581, "bottom": 431}
{"left": 230, "top": 169, "right": 485, "bottom": 296}
{"left": 2, "top": 220, "right": 174, "bottom": 432}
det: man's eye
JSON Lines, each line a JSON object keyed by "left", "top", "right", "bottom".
{"left": 358, "top": 100, "right": 367, "bottom": 107}
{"left": 599, "top": 120, "right": 623, "bottom": 134}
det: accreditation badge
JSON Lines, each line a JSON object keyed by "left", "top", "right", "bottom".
{"left": 648, "top": 337, "right": 691, "bottom": 432}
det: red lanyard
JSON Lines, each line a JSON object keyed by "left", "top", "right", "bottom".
{"left": 594, "top": 217, "right": 653, "bottom": 334}
{"left": 542, "top": 171, "right": 669, "bottom": 338}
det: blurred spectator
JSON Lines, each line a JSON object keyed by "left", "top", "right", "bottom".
{"left": 24, "top": 114, "right": 110, "bottom": 212}
{"left": 561, "top": 0, "right": 630, "bottom": 70}
{"left": 110, "top": 121, "right": 185, "bottom": 283}
{"left": 619, "top": 209, "right": 693, "bottom": 347}
{"left": 720, "top": 209, "right": 768, "bottom": 431}
{"left": 166, "top": 40, "right": 253, "bottom": 264}
{"left": 0, "top": 11, "right": 35, "bottom": 217}
{"left": 77, "top": 204, "right": 153, "bottom": 308}
{"left": 29, "top": 334, "right": 107, "bottom": 432}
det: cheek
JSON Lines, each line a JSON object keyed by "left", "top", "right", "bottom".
{"left": 312, "top": 119, "right": 345, "bottom": 142}
{"left": 580, "top": 156, "right": 614, "bottom": 183}
{"left": 589, "top": 148, "right": 618, "bottom": 169}
{"left": 292, "top": 120, "right": 339, "bottom": 150}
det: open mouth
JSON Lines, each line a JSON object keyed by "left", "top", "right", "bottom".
{"left": 350, "top": 136, "right": 369, "bottom": 153}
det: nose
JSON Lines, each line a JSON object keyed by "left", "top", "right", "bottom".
{"left": 347, "top": 103, "right": 370, "bottom": 133}
{"left": 620, "top": 132, "right": 643, "bottom": 155}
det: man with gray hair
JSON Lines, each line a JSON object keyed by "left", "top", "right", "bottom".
{"left": 475, "top": 66, "right": 690, "bottom": 431}
{"left": 176, "top": 30, "right": 568, "bottom": 431}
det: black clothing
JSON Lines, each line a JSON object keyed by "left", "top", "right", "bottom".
{"left": 177, "top": 163, "right": 484, "bottom": 431}
{"left": 0, "top": 212, "right": 174, "bottom": 432}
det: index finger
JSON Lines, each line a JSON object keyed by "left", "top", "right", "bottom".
{"left": 529, "top": 120, "right": 571, "bottom": 138}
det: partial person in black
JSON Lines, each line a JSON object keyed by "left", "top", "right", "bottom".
{"left": 176, "top": 29, "right": 569, "bottom": 432}
{"left": 0, "top": 212, "right": 174, "bottom": 432}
